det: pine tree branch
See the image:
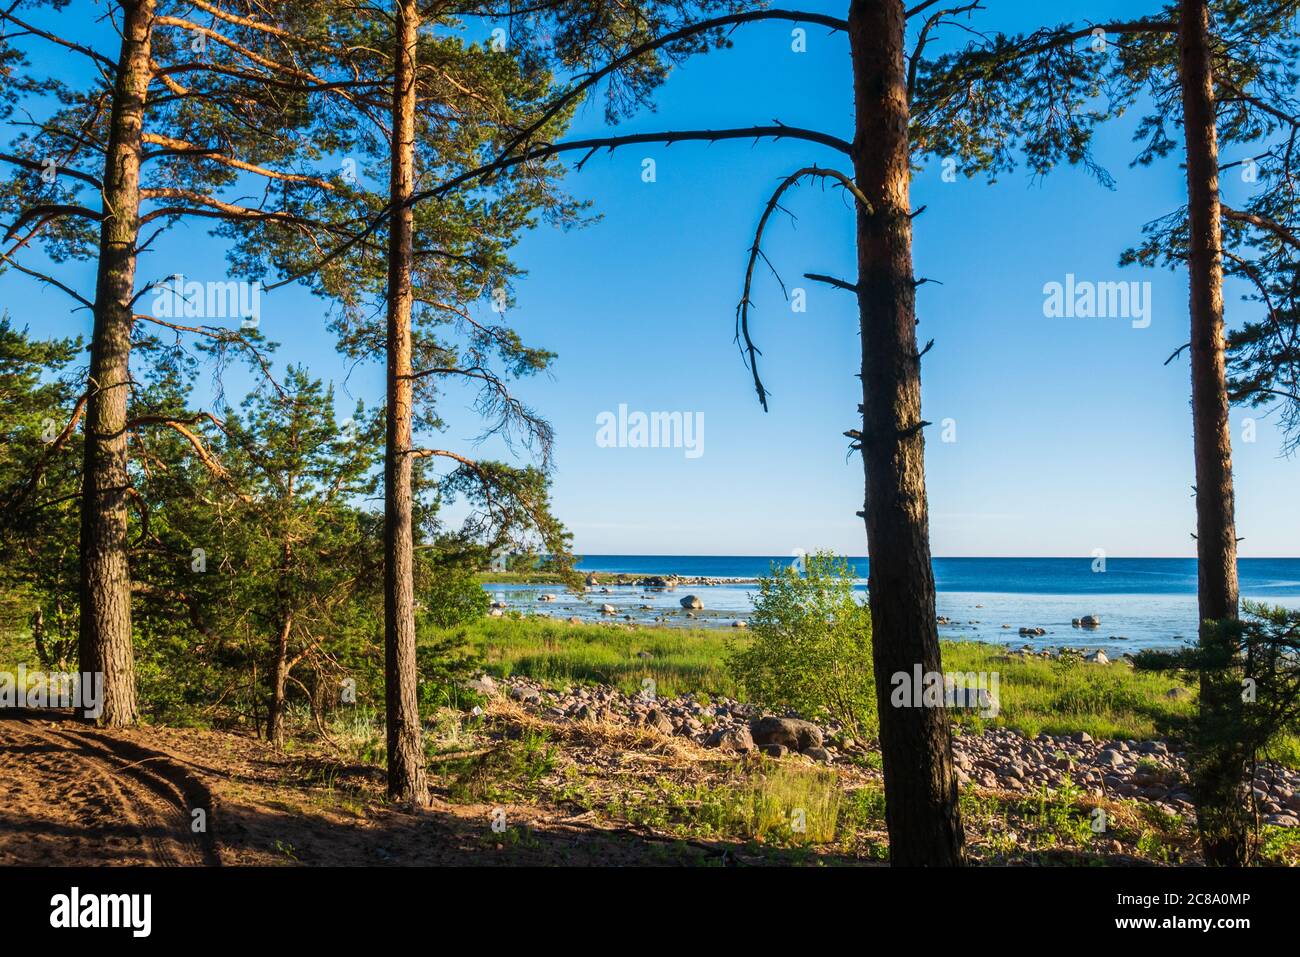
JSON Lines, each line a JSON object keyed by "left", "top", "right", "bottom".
{"left": 0, "top": 152, "right": 102, "bottom": 187}
{"left": 0, "top": 239, "right": 94, "bottom": 309}
{"left": 805, "top": 272, "right": 859, "bottom": 292}
{"left": 140, "top": 133, "right": 338, "bottom": 189}
{"left": 1, "top": 392, "right": 89, "bottom": 515}
{"left": 2, "top": 203, "right": 103, "bottom": 242}
{"left": 0, "top": 8, "right": 118, "bottom": 72}
{"left": 1222, "top": 206, "right": 1300, "bottom": 249}
{"left": 910, "top": 3, "right": 985, "bottom": 102}
{"left": 493, "top": 10, "right": 849, "bottom": 164}
{"left": 126, "top": 412, "right": 252, "bottom": 503}
{"left": 736, "top": 166, "right": 872, "bottom": 411}
{"left": 266, "top": 125, "right": 853, "bottom": 291}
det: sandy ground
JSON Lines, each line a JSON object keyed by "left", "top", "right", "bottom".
{"left": 0, "top": 708, "right": 768, "bottom": 866}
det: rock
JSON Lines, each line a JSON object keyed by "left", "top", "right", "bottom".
{"left": 704, "top": 725, "right": 755, "bottom": 753}
{"left": 803, "top": 746, "right": 833, "bottom": 763}
{"left": 465, "top": 675, "right": 497, "bottom": 696}
{"left": 1072, "top": 732, "right": 1094, "bottom": 745}
{"left": 537, "top": 593, "right": 557, "bottom": 602}
{"left": 1265, "top": 814, "right": 1299, "bottom": 827}
{"left": 731, "top": 619, "right": 748, "bottom": 628}
{"left": 574, "top": 703, "right": 595, "bottom": 722}
{"left": 1085, "top": 650, "right": 1109, "bottom": 664}
{"left": 636, "top": 650, "right": 653, "bottom": 659}
{"left": 679, "top": 594, "right": 703, "bottom": 610}
{"left": 760, "top": 743, "right": 789, "bottom": 758}
{"left": 1080, "top": 614, "right": 1101, "bottom": 628}
{"left": 567, "top": 616, "right": 582, "bottom": 625}
{"left": 489, "top": 608, "right": 504, "bottom": 617}
{"left": 750, "top": 716, "right": 824, "bottom": 752}
{"left": 1097, "top": 749, "right": 1124, "bottom": 767}
{"left": 509, "top": 686, "right": 541, "bottom": 705}
{"left": 643, "top": 708, "right": 673, "bottom": 735}
{"left": 600, "top": 603, "right": 616, "bottom": 615}
{"left": 1165, "top": 687, "right": 1192, "bottom": 701}
{"left": 585, "top": 574, "right": 599, "bottom": 586}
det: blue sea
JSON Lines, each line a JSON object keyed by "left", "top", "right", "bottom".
{"left": 484, "top": 556, "right": 1300, "bottom": 651}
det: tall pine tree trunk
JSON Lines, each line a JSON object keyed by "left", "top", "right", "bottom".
{"left": 383, "top": 0, "right": 428, "bottom": 807}
{"left": 267, "top": 615, "right": 292, "bottom": 748}
{"left": 1177, "top": 0, "right": 1247, "bottom": 866}
{"left": 849, "top": 0, "right": 964, "bottom": 866}
{"left": 78, "top": 0, "right": 155, "bottom": 727}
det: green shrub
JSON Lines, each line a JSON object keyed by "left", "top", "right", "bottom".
{"left": 424, "top": 564, "right": 490, "bottom": 628}
{"left": 727, "top": 552, "right": 876, "bottom": 738}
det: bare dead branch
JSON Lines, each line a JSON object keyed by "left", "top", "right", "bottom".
{"left": 736, "top": 166, "right": 872, "bottom": 411}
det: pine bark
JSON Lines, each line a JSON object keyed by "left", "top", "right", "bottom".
{"left": 267, "top": 615, "right": 292, "bottom": 747}
{"left": 78, "top": 0, "right": 156, "bottom": 727}
{"left": 849, "top": 0, "right": 964, "bottom": 866}
{"left": 383, "top": 0, "right": 429, "bottom": 807}
{"left": 1177, "top": 0, "right": 1247, "bottom": 866}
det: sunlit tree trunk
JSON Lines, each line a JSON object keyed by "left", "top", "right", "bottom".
{"left": 1177, "top": 0, "right": 1247, "bottom": 866}
{"left": 383, "top": 0, "right": 429, "bottom": 807}
{"left": 78, "top": 0, "right": 156, "bottom": 728}
{"left": 850, "top": 0, "right": 964, "bottom": 866}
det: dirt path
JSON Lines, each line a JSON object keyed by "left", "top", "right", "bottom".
{"left": 0, "top": 709, "right": 744, "bottom": 866}
{"left": 0, "top": 710, "right": 219, "bottom": 866}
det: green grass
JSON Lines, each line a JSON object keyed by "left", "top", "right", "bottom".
{"left": 439, "top": 615, "right": 741, "bottom": 699}
{"left": 434, "top": 615, "right": 1203, "bottom": 742}
{"left": 941, "top": 642, "right": 1197, "bottom": 741}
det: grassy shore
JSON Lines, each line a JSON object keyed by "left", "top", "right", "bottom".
{"left": 436, "top": 615, "right": 1205, "bottom": 742}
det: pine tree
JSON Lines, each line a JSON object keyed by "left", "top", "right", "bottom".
{"left": 0, "top": 0, "right": 356, "bottom": 725}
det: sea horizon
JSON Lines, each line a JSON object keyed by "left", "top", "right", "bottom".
{"left": 485, "top": 556, "right": 1300, "bottom": 650}
{"left": 570, "top": 555, "right": 1300, "bottom": 595}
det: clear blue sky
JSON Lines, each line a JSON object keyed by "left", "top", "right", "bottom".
{"left": 3, "top": 0, "right": 1297, "bottom": 557}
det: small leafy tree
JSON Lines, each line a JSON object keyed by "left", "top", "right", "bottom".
{"left": 1134, "top": 602, "right": 1300, "bottom": 863}
{"left": 422, "top": 555, "right": 490, "bottom": 630}
{"left": 728, "top": 552, "right": 875, "bottom": 739}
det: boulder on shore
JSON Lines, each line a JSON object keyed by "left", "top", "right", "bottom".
{"left": 704, "top": 725, "right": 755, "bottom": 753}
{"left": 750, "top": 716, "right": 823, "bottom": 752}
{"left": 680, "top": 594, "right": 703, "bottom": 610}
{"left": 643, "top": 709, "right": 674, "bottom": 735}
